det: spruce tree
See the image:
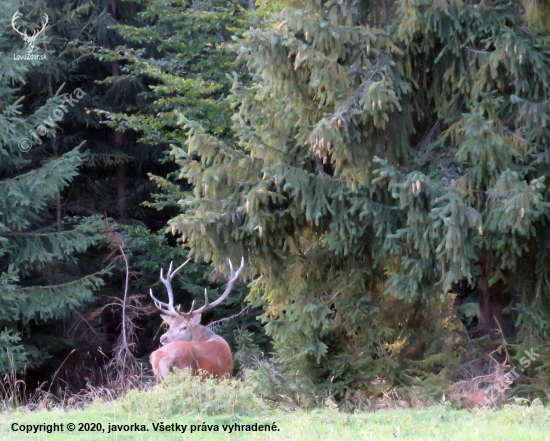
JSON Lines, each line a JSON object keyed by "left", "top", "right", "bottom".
{"left": 102, "top": 0, "right": 264, "bottom": 350}
{"left": 167, "top": 0, "right": 550, "bottom": 402}
{"left": 0, "top": 2, "right": 108, "bottom": 372}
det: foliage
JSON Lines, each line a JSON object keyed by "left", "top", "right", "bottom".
{"left": 96, "top": 0, "right": 268, "bottom": 354}
{"left": 114, "top": 223, "right": 264, "bottom": 356}
{"left": 121, "top": 368, "right": 267, "bottom": 416}
{"left": 0, "top": 1, "right": 110, "bottom": 372}
{"left": 4, "top": 0, "right": 143, "bottom": 220}
{"left": 2, "top": 0, "right": 550, "bottom": 407}
{"left": 163, "top": 0, "right": 550, "bottom": 403}
{"left": 98, "top": 0, "right": 257, "bottom": 150}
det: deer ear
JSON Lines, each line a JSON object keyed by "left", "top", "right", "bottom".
{"left": 190, "top": 314, "right": 202, "bottom": 325}
{"left": 160, "top": 314, "right": 178, "bottom": 326}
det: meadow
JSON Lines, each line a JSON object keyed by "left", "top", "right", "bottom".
{"left": 2, "top": 369, "right": 549, "bottom": 441}
{"left": 2, "top": 403, "right": 550, "bottom": 440}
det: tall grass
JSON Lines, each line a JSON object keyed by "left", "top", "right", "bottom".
{"left": 1, "top": 360, "right": 155, "bottom": 413}
{"left": 0, "top": 353, "right": 27, "bottom": 412}
{"left": 120, "top": 368, "right": 268, "bottom": 416}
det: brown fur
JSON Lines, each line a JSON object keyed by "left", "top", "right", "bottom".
{"left": 150, "top": 329, "right": 233, "bottom": 380}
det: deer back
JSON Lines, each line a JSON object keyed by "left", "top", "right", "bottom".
{"left": 150, "top": 337, "right": 233, "bottom": 380}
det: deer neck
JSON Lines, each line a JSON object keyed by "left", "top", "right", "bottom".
{"left": 191, "top": 324, "right": 217, "bottom": 341}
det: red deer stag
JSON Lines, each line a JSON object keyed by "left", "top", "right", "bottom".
{"left": 149, "top": 257, "right": 244, "bottom": 381}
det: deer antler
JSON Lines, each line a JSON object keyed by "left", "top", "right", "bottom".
{"left": 149, "top": 258, "right": 191, "bottom": 318}
{"left": 11, "top": 11, "right": 26, "bottom": 38}
{"left": 11, "top": 12, "right": 48, "bottom": 39}
{"left": 33, "top": 13, "right": 49, "bottom": 39}
{"left": 182, "top": 257, "right": 245, "bottom": 318}
{"left": 150, "top": 257, "right": 245, "bottom": 319}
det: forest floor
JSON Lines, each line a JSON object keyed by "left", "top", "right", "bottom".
{"left": 1, "top": 403, "right": 549, "bottom": 440}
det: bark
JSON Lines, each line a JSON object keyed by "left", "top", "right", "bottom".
{"left": 477, "top": 263, "right": 517, "bottom": 340}
{"left": 109, "top": 0, "right": 116, "bottom": 17}
{"left": 109, "top": 1, "right": 126, "bottom": 222}
{"left": 115, "top": 132, "right": 127, "bottom": 221}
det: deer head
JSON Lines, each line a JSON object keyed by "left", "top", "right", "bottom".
{"left": 150, "top": 257, "right": 244, "bottom": 345}
{"left": 11, "top": 11, "right": 49, "bottom": 54}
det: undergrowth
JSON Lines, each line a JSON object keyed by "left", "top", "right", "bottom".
{"left": 119, "top": 368, "right": 268, "bottom": 416}
{"left": 1, "top": 362, "right": 154, "bottom": 413}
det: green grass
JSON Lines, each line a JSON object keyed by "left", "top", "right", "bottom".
{"left": 1, "top": 403, "right": 550, "bottom": 440}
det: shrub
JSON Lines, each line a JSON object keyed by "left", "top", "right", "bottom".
{"left": 120, "top": 369, "right": 267, "bottom": 416}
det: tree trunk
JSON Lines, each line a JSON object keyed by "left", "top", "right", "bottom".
{"left": 115, "top": 132, "right": 126, "bottom": 222}
{"left": 109, "top": 0, "right": 116, "bottom": 17}
{"left": 477, "top": 263, "right": 516, "bottom": 340}
{"left": 109, "top": 0, "right": 126, "bottom": 222}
